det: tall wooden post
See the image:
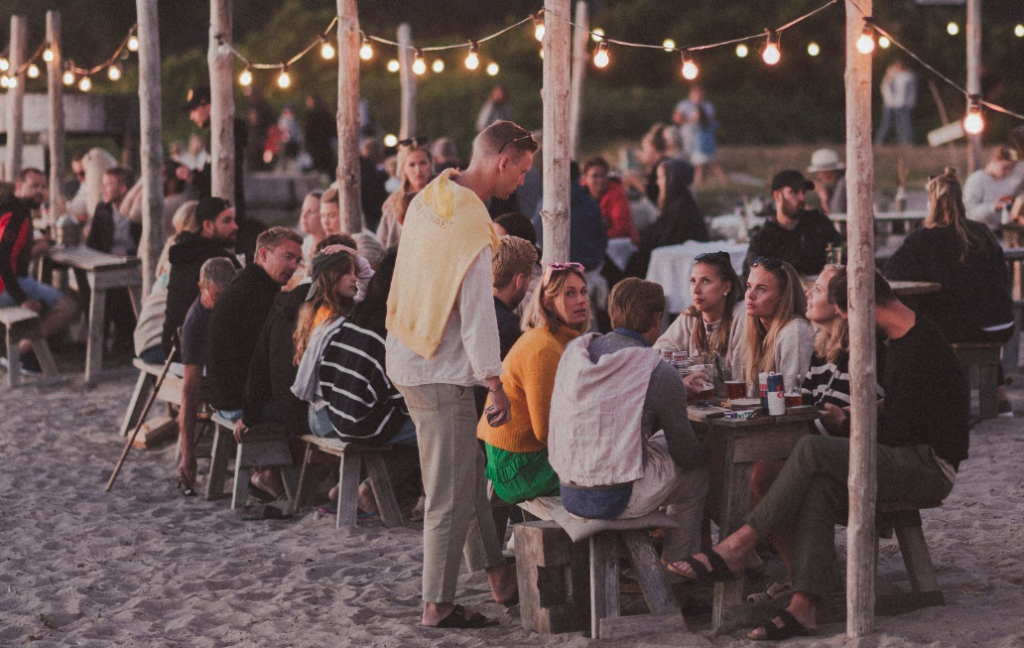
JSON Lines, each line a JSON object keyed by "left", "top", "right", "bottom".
{"left": 845, "top": 0, "right": 877, "bottom": 637}
{"left": 46, "top": 11, "right": 65, "bottom": 216}
{"left": 137, "top": 0, "right": 164, "bottom": 296}
{"left": 209, "top": 0, "right": 235, "bottom": 202}
{"left": 5, "top": 15, "right": 27, "bottom": 182}
{"left": 568, "top": 1, "right": 589, "bottom": 160}
{"left": 397, "top": 24, "right": 416, "bottom": 140}
{"left": 337, "top": 0, "right": 363, "bottom": 233}
{"left": 965, "top": 0, "right": 982, "bottom": 173}
{"left": 541, "top": 0, "right": 571, "bottom": 265}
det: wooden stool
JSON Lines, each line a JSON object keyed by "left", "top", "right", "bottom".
{"left": 876, "top": 500, "right": 945, "bottom": 612}
{"left": 294, "top": 434, "right": 403, "bottom": 528}
{"left": 950, "top": 342, "right": 1003, "bottom": 420}
{"left": 204, "top": 413, "right": 236, "bottom": 501}
{"left": 0, "top": 306, "right": 60, "bottom": 388}
{"left": 229, "top": 423, "right": 299, "bottom": 510}
{"left": 514, "top": 496, "right": 686, "bottom": 640}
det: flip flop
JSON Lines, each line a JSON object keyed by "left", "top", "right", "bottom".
{"left": 665, "top": 548, "right": 739, "bottom": 583}
{"left": 248, "top": 484, "right": 277, "bottom": 503}
{"left": 428, "top": 604, "right": 499, "bottom": 629}
{"left": 747, "top": 581, "right": 793, "bottom": 604}
{"left": 747, "top": 609, "right": 814, "bottom": 641}
{"left": 358, "top": 510, "right": 380, "bottom": 520}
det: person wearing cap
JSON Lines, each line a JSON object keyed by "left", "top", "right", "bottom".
{"left": 744, "top": 170, "right": 843, "bottom": 277}
{"left": 807, "top": 149, "right": 847, "bottom": 217}
{"left": 161, "top": 196, "right": 241, "bottom": 358}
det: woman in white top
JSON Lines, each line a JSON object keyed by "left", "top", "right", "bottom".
{"left": 376, "top": 139, "right": 435, "bottom": 249}
{"left": 743, "top": 257, "right": 814, "bottom": 382}
{"left": 657, "top": 250, "right": 746, "bottom": 370}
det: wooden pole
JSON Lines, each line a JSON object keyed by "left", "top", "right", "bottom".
{"left": 397, "top": 24, "right": 416, "bottom": 141}
{"left": 137, "top": 0, "right": 164, "bottom": 296}
{"left": 5, "top": 15, "right": 27, "bottom": 182}
{"left": 336, "top": 0, "right": 363, "bottom": 234}
{"left": 209, "top": 0, "right": 235, "bottom": 202}
{"left": 965, "top": 0, "right": 982, "bottom": 173}
{"left": 568, "top": 1, "right": 589, "bottom": 161}
{"left": 541, "top": 0, "right": 571, "bottom": 265}
{"left": 46, "top": 11, "right": 65, "bottom": 217}
{"left": 845, "top": 0, "right": 877, "bottom": 637}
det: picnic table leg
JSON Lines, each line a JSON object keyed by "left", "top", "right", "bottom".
{"left": 712, "top": 434, "right": 752, "bottom": 632}
{"left": 84, "top": 284, "right": 106, "bottom": 384}
{"left": 5, "top": 326, "right": 21, "bottom": 388}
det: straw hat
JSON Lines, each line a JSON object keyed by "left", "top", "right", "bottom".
{"left": 807, "top": 148, "right": 846, "bottom": 173}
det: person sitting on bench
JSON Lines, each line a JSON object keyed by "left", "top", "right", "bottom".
{"left": 547, "top": 278, "right": 710, "bottom": 565}
{"left": 176, "top": 257, "right": 237, "bottom": 490}
{"left": 670, "top": 268, "right": 969, "bottom": 642}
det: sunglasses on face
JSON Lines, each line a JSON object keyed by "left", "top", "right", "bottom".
{"left": 498, "top": 132, "right": 536, "bottom": 156}
{"left": 750, "top": 256, "right": 783, "bottom": 270}
{"left": 398, "top": 136, "right": 429, "bottom": 148}
{"left": 541, "top": 262, "right": 584, "bottom": 288}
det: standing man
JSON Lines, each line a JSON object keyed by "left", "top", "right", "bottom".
{"left": 874, "top": 58, "right": 917, "bottom": 146}
{"left": 386, "top": 121, "right": 537, "bottom": 628}
{"left": 807, "top": 149, "right": 847, "bottom": 217}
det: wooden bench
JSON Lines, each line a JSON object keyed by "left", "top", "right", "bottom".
{"left": 875, "top": 500, "right": 945, "bottom": 612}
{"left": 118, "top": 358, "right": 184, "bottom": 447}
{"left": 950, "top": 342, "right": 1003, "bottom": 420}
{"left": 0, "top": 306, "right": 60, "bottom": 388}
{"left": 205, "top": 413, "right": 299, "bottom": 509}
{"left": 514, "top": 496, "right": 686, "bottom": 640}
{"left": 293, "top": 434, "right": 403, "bottom": 528}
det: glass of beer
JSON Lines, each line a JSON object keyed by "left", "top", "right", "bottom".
{"left": 724, "top": 365, "right": 747, "bottom": 400}
{"left": 784, "top": 374, "right": 804, "bottom": 408}
{"left": 689, "top": 364, "right": 716, "bottom": 404}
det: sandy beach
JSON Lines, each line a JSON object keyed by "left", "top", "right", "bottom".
{"left": 2, "top": 365, "right": 1023, "bottom": 648}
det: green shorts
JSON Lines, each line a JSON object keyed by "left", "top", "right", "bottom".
{"left": 484, "top": 443, "right": 560, "bottom": 505}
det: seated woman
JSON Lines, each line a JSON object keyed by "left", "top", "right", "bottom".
{"left": 657, "top": 250, "right": 746, "bottom": 371}
{"left": 886, "top": 167, "right": 1016, "bottom": 415}
{"left": 477, "top": 263, "right": 590, "bottom": 504}
{"left": 581, "top": 156, "right": 638, "bottom": 243}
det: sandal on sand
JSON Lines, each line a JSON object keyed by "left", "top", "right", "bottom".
{"left": 248, "top": 484, "right": 277, "bottom": 503}
{"left": 428, "top": 604, "right": 499, "bottom": 629}
{"left": 747, "top": 581, "right": 793, "bottom": 604}
{"left": 747, "top": 609, "right": 814, "bottom": 641}
{"left": 665, "top": 548, "right": 738, "bottom": 583}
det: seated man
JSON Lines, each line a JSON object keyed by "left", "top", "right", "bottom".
{"left": 176, "top": 257, "right": 237, "bottom": 491}
{"left": 671, "top": 268, "right": 969, "bottom": 641}
{"left": 1, "top": 171, "right": 79, "bottom": 373}
{"left": 548, "top": 278, "right": 710, "bottom": 564}
{"left": 744, "top": 170, "right": 843, "bottom": 276}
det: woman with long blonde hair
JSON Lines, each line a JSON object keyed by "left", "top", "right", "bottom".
{"left": 376, "top": 139, "right": 434, "bottom": 248}
{"left": 743, "top": 257, "right": 814, "bottom": 380}
{"left": 477, "top": 263, "right": 590, "bottom": 504}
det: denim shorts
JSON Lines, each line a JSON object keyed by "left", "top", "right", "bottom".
{"left": 0, "top": 277, "right": 65, "bottom": 310}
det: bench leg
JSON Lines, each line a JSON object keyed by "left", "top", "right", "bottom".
{"left": 204, "top": 424, "right": 233, "bottom": 501}
{"left": 621, "top": 531, "right": 684, "bottom": 619}
{"left": 231, "top": 441, "right": 250, "bottom": 510}
{"left": 978, "top": 362, "right": 999, "bottom": 420}
{"left": 4, "top": 328, "right": 19, "bottom": 388}
{"left": 120, "top": 370, "right": 157, "bottom": 436}
{"left": 291, "top": 442, "right": 315, "bottom": 514}
{"left": 589, "top": 533, "right": 619, "bottom": 639}
{"left": 336, "top": 452, "right": 362, "bottom": 528}
{"left": 892, "top": 513, "right": 940, "bottom": 593}
{"left": 281, "top": 464, "right": 299, "bottom": 508}
{"left": 27, "top": 333, "right": 59, "bottom": 382}
{"left": 364, "top": 453, "right": 403, "bottom": 527}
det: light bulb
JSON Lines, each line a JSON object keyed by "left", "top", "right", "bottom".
{"left": 486, "top": 62, "right": 499, "bottom": 76}
{"left": 1014, "top": 24, "right": 1024, "bottom": 38}
{"left": 465, "top": 43, "right": 480, "bottom": 70}
{"left": 807, "top": 42, "right": 820, "bottom": 57}
{"left": 277, "top": 67, "right": 291, "bottom": 89}
{"left": 735, "top": 43, "right": 749, "bottom": 58}
{"left": 238, "top": 67, "right": 253, "bottom": 87}
{"left": 663, "top": 39, "right": 675, "bottom": 52}
{"left": 0, "top": 76, "right": 9, "bottom": 88}
{"left": 681, "top": 51, "right": 698, "bottom": 80}
{"left": 947, "top": 22, "right": 959, "bottom": 36}
{"left": 432, "top": 59, "right": 444, "bottom": 73}
{"left": 539, "top": 49, "right": 544, "bottom": 59}
{"left": 963, "top": 97, "right": 984, "bottom": 135}
{"left": 387, "top": 59, "right": 400, "bottom": 73}
{"left": 62, "top": 70, "right": 75, "bottom": 85}
{"left": 412, "top": 49, "right": 427, "bottom": 76}
{"left": 27, "top": 63, "right": 40, "bottom": 79}
{"left": 43, "top": 48, "right": 54, "bottom": 63}
{"left": 591, "top": 28, "right": 604, "bottom": 43}
{"left": 383, "top": 134, "right": 398, "bottom": 148}
{"left": 127, "top": 35, "right": 139, "bottom": 52}
{"left": 79, "top": 76, "right": 92, "bottom": 91}
{"left": 762, "top": 31, "right": 781, "bottom": 66}
{"left": 107, "top": 65, "right": 122, "bottom": 81}
{"left": 856, "top": 33, "right": 875, "bottom": 54}
{"left": 879, "top": 36, "right": 891, "bottom": 49}
{"left": 593, "top": 42, "right": 610, "bottom": 68}
{"left": 534, "top": 14, "right": 545, "bottom": 42}
{"left": 0, "top": 58, "right": 9, "bottom": 72}
{"left": 320, "top": 40, "right": 336, "bottom": 60}
{"left": 360, "top": 35, "right": 374, "bottom": 61}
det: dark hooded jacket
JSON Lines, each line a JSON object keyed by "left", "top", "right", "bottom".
{"left": 161, "top": 232, "right": 239, "bottom": 355}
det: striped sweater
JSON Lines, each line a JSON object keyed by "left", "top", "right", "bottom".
{"left": 318, "top": 319, "right": 409, "bottom": 444}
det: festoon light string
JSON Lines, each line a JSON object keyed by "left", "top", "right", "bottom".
{"left": 0, "top": 23, "right": 140, "bottom": 91}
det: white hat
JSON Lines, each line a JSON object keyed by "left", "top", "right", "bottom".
{"left": 807, "top": 148, "right": 845, "bottom": 173}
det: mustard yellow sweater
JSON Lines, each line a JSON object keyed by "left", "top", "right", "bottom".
{"left": 477, "top": 326, "right": 581, "bottom": 453}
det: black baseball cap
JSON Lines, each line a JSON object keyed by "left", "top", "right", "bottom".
{"left": 196, "top": 197, "right": 232, "bottom": 224}
{"left": 183, "top": 86, "right": 211, "bottom": 112}
{"left": 771, "top": 169, "right": 815, "bottom": 193}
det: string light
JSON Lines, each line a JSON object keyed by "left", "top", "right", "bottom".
{"left": 878, "top": 36, "right": 891, "bottom": 49}
{"left": 277, "top": 65, "right": 291, "bottom": 89}
{"left": 320, "top": 38, "right": 336, "bottom": 60}
{"left": 762, "top": 30, "right": 781, "bottom": 66}
{"left": 387, "top": 58, "right": 400, "bottom": 73}
{"left": 533, "top": 13, "right": 545, "bottom": 42}
{"left": 43, "top": 47, "right": 54, "bottom": 63}
{"left": 0, "top": 76, "right": 9, "bottom": 89}
{"left": 963, "top": 95, "right": 984, "bottom": 135}
{"left": 465, "top": 42, "right": 480, "bottom": 70}
{"left": 359, "top": 34, "right": 374, "bottom": 60}
{"left": 946, "top": 22, "right": 959, "bottom": 36}
{"left": 681, "top": 50, "right": 698, "bottom": 80}
{"left": 0, "top": 58, "right": 9, "bottom": 72}
{"left": 856, "top": 17, "right": 875, "bottom": 55}
{"left": 412, "top": 49, "right": 427, "bottom": 75}
{"left": 78, "top": 76, "right": 92, "bottom": 91}
{"left": 238, "top": 66, "right": 253, "bottom": 87}
{"left": 1015, "top": 24, "right": 1024, "bottom": 38}
{"left": 432, "top": 58, "right": 444, "bottom": 73}
{"left": 62, "top": 69, "right": 75, "bottom": 85}
{"left": 383, "top": 134, "right": 398, "bottom": 148}
{"left": 807, "top": 42, "right": 821, "bottom": 56}
{"left": 735, "top": 43, "right": 749, "bottom": 58}
{"left": 593, "top": 41, "right": 610, "bottom": 68}
{"left": 663, "top": 38, "right": 676, "bottom": 52}
{"left": 27, "top": 63, "right": 40, "bottom": 79}
{"left": 486, "top": 62, "right": 499, "bottom": 76}
{"left": 127, "top": 33, "right": 139, "bottom": 52}
{"left": 591, "top": 28, "right": 604, "bottom": 43}
{"left": 107, "top": 64, "right": 122, "bottom": 81}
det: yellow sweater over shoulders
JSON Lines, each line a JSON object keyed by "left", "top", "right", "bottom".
{"left": 477, "top": 326, "right": 581, "bottom": 453}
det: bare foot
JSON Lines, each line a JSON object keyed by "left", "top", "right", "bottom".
{"left": 357, "top": 483, "right": 377, "bottom": 515}
{"left": 251, "top": 468, "right": 283, "bottom": 498}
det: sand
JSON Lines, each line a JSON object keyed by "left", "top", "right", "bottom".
{"left": 1, "top": 367, "right": 1023, "bottom": 648}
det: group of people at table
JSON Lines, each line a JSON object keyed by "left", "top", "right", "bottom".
{"left": 1, "top": 115, "right": 1018, "bottom": 640}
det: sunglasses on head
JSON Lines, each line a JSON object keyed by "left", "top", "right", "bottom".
{"left": 498, "top": 132, "right": 536, "bottom": 155}
{"left": 750, "top": 256, "right": 783, "bottom": 270}
{"left": 541, "top": 262, "right": 584, "bottom": 288}
{"left": 398, "top": 136, "right": 429, "bottom": 148}
{"left": 695, "top": 251, "right": 730, "bottom": 263}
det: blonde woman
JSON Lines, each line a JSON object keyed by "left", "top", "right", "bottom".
{"left": 744, "top": 257, "right": 814, "bottom": 381}
{"left": 377, "top": 139, "right": 435, "bottom": 249}
{"left": 477, "top": 263, "right": 590, "bottom": 504}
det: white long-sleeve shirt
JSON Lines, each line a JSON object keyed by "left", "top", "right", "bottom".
{"left": 963, "top": 165, "right": 1024, "bottom": 228}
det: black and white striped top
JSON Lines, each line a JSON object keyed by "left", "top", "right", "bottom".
{"left": 801, "top": 351, "right": 884, "bottom": 436}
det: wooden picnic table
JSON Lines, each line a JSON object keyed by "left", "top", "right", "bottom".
{"left": 687, "top": 403, "right": 820, "bottom": 630}
{"left": 43, "top": 246, "right": 142, "bottom": 383}
{"left": 888, "top": 280, "right": 942, "bottom": 297}
{"left": 829, "top": 210, "right": 927, "bottom": 236}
